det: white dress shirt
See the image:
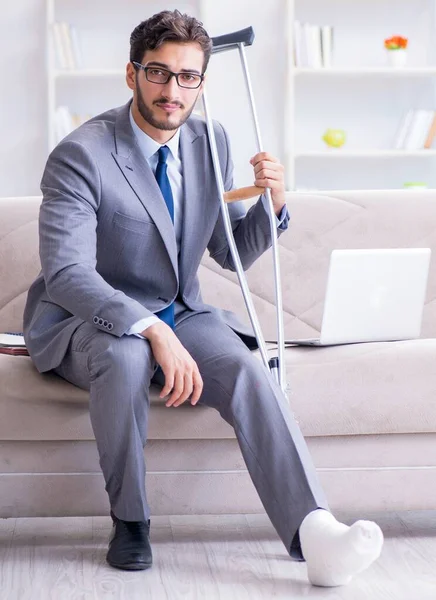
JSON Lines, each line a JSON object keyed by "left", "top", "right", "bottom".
{"left": 126, "top": 108, "right": 287, "bottom": 338}
{"left": 126, "top": 109, "right": 182, "bottom": 337}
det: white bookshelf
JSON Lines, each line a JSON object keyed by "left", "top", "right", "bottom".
{"left": 285, "top": 0, "right": 436, "bottom": 191}
{"left": 45, "top": 0, "right": 436, "bottom": 191}
{"left": 46, "top": 0, "right": 203, "bottom": 150}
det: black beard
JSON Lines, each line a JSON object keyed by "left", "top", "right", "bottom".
{"left": 136, "top": 75, "right": 197, "bottom": 131}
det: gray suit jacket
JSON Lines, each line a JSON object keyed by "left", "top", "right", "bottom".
{"left": 23, "top": 100, "right": 289, "bottom": 373}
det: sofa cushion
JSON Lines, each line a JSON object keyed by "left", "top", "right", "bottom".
{"left": 281, "top": 338, "right": 436, "bottom": 436}
{"left": 1, "top": 337, "right": 435, "bottom": 441}
{"left": 0, "top": 355, "right": 233, "bottom": 441}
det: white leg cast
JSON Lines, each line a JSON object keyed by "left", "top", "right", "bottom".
{"left": 299, "top": 509, "right": 384, "bottom": 587}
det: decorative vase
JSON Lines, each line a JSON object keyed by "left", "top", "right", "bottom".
{"left": 387, "top": 49, "right": 408, "bottom": 68}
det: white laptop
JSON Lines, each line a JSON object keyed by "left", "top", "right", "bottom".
{"left": 285, "top": 248, "right": 431, "bottom": 346}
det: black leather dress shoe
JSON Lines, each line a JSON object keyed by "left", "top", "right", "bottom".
{"left": 106, "top": 514, "right": 153, "bottom": 571}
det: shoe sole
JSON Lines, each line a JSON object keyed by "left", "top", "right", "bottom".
{"left": 107, "top": 559, "right": 153, "bottom": 571}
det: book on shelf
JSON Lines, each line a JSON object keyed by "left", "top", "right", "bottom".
{"left": 394, "top": 109, "right": 436, "bottom": 150}
{"left": 293, "top": 21, "right": 333, "bottom": 68}
{"left": 52, "top": 21, "right": 82, "bottom": 70}
{"left": 424, "top": 113, "right": 436, "bottom": 148}
{"left": 306, "top": 23, "right": 322, "bottom": 69}
{"left": 320, "top": 25, "right": 333, "bottom": 69}
{"left": 52, "top": 22, "right": 67, "bottom": 69}
{"left": 0, "top": 333, "right": 29, "bottom": 356}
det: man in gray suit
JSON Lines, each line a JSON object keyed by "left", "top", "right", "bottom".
{"left": 24, "top": 10, "right": 383, "bottom": 587}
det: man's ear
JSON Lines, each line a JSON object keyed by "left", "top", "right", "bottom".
{"left": 126, "top": 63, "right": 136, "bottom": 91}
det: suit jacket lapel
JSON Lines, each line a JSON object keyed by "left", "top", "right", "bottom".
{"left": 179, "top": 123, "right": 219, "bottom": 289}
{"left": 112, "top": 102, "right": 178, "bottom": 278}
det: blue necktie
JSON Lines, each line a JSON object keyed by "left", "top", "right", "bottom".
{"left": 154, "top": 146, "right": 175, "bottom": 329}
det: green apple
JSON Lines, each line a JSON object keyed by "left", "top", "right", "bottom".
{"left": 322, "top": 128, "right": 346, "bottom": 148}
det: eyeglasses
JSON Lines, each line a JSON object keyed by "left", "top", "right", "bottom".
{"left": 132, "top": 62, "right": 204, "bottom": 89}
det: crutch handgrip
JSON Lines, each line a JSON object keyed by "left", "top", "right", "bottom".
{"left": 223, "top": 185, "right": 265, "bottom": 203}
{"left": 211, "top": 27, "right": 255, "bottom": 54}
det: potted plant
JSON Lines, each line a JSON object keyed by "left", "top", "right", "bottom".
{"left": 384, "top": 36, "right": 408, "bottom": 68}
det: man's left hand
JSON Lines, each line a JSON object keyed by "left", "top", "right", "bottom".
{"left": 250, "top": 152, "right": 286, "bottom": 216}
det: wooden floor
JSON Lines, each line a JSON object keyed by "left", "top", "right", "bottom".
{"left": 0, "top": 511, "right": 435, "bottom": 600}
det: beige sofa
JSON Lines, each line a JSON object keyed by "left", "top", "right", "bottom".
{"left": 1, "top": 190, "right": 435, "bottom": 518}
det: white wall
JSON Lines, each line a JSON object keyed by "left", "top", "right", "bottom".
{"left": 0, "top": 0, "right": 47, "bottom": 197}
{"left": 201, "top": 0, "right": 286, "bottom": 188}
{"left": 0, "top": 0, "right": 286, "bottom": 197}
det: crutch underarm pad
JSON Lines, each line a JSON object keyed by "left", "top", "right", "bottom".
{"left": 211, "top": 27, "right": 255, "bottom": 54}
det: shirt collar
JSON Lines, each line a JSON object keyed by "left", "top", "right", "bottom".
{"left": 129, "top": 106, "right": 180, "bottom": 160}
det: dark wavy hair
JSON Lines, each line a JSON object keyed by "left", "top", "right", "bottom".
{"left": 130, "top": 10, "right": 212, "bottom": 73}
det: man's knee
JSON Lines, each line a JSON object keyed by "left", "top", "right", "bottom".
{"left": 204, "top": 348, "right": 267, "bottom": 399}
{"left": 226, "top": 349, "right": 264, "bottom": 379}
{"left": 88, "top": 333, "right": 156, "bottom": 385}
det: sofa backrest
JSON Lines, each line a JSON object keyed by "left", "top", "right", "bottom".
{"left": 199, "top": 189, "right": 436, "bottom": 340}
{"left": 1, "top": 190, "right": 435, "bottom": 339}
{"left": 0, "top": 196, "right": 41, "bottom": 333}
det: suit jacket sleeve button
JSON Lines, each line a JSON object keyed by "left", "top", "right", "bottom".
{"left": 107, "top": 323, "right": 113, "bottom": 331}
{"left": 93, "top": 316, "right": 99, "bottom": 324}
